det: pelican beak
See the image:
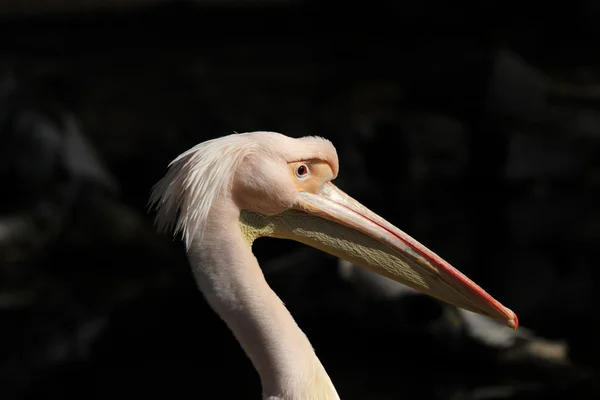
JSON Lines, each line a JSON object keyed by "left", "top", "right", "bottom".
{"left": 245, "top": 182, "right": 517, "bottom": 330}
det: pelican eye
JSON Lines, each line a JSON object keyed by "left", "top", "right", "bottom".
{"left": 295, "top": 164, "right": 309, "bottom": 178}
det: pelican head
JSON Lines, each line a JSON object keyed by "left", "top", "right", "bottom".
{"left": 151, "top": 131, "right": 517, "bottom": 330}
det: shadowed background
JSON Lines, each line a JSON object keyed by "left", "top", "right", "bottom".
{"left": 1, "top": 1, "right": 599, "bottom": 399}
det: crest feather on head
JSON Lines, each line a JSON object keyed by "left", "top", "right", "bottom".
{"left": 149, "top": 132, "right": 261, "bottom": 249}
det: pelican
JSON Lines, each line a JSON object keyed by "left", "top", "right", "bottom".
{"left": 149, "top": 131, "right": 518, "bottom": 400}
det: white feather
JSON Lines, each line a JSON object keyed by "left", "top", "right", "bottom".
{"left": 149, "top": 132, "right": 260, "bottom": 249}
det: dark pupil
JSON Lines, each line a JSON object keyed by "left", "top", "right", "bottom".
{"left": 297, "top": 165, "right": 307, "bottom": 175}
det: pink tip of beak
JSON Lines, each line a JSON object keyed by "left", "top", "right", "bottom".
{"left": 509, "top": 313, "right": 519, "bottom": 330}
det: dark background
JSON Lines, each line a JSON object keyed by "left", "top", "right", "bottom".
{"left": 1, "top": 1, "right": 599, "bottom": 399}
